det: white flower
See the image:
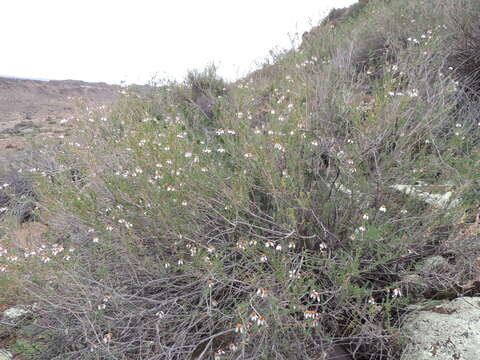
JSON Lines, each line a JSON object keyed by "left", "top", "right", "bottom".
{"left": 235, "top": 324, "right": 244, "bottom": 334}
{"left": 256, "top": 316, "right": 266, "bottom": 326}
{"left": 392, "top": 288, "right": 402, "bottom": 298}
{"left": 303, "top": 310, "right": 317, "bottom": 319}
{"left": 379, "top": 206, "right": 387, "bottom": 213}
{"left": 256, "top": 288, "right": 269, "bottom": 298}
{"left": 407, "top": 89, "right": 418, "bottom": 98}
{"left": 102, "top": 333, "right": 112, "bottom": 344}
{"left": 309, "top": 290, "right": 320, "bottom": 302}
{"left": 273, "top": 143, "right": 285, "bottom": 152}
{"left": 362, "top": 213, "right": 369, "bottom": 220}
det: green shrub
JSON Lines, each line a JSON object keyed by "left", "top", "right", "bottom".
{"left": 1, "top": 0, "right": 479, "bottom": 359}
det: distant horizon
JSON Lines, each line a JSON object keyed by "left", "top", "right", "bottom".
{"left": 0, "top": 74, "right": 119, "bottom": 85}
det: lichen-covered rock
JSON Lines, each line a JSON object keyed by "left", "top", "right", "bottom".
{"left": 390, "top": 184, "right": 460, "bottom": 209}
{"left": 0, "top": 306, "right": 31, "bottom": 338}
{"left": 0, "top": 349, "right": 12, "bottom": 360}
{"left": 401, "top": 297, "right": 480, "bottom": 359}
{"left": 418, "top": 255, "right": 452, "bottom": 274}
{"left": 3, "top": 306, "right": 29, "bottom": 320}
{"left": 400, "top": 273, "right": 431, "bottom": 297}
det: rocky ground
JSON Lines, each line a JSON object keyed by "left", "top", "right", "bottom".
{"left": 0, "top": 77, "right": 124, "bottom": 358}
{"left": 0, "top": 77, "right": 122, "bottom": 171}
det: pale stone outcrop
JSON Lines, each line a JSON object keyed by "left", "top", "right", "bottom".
{"left": 0, "top": 350, "right": 12, "bottom": 360}
{"left": 401, "top": 297, "right": 480, "bottom": 359}
{"left": 3, "top": 306, "right": 29, "bottom": 320}
{"left": 390, "top": 184, "right": 460, "bottom": 209}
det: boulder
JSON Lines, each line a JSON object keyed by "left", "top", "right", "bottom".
{"left": 390, "top": 183, "right": 460, "bottom": 209}
{"left": 401, "top": 297, "right": 480, "bottom": 359}
{"left": 0, "top": 306, "right": 31, "bottom": 338}
{"left": 417, "top": 255, "right": 452, "bottom": 274}
{"left": 0, "top": 350, "right": 12, "bottom": 360}
{"left": 400, "top": 273, "right": 431, "bottom": 298}
{"left": 3, "top": 306, "right": 30, "bottom": 320}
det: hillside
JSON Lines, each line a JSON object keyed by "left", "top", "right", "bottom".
{"left": 0, "top": 0, "right": 479, "bottom": 359}
{"left": 0, "top": 77, "right": 121, "bottom": 169}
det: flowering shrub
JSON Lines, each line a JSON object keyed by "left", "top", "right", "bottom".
{"left": 1, "top": 0, "right": 480, "bottom": 359}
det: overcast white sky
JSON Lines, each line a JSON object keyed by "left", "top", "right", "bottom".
{"left": 0, "top": 1, "right": 355, "bottom": 85}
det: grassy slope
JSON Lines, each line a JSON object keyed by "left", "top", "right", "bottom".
{"left": 1, "top": 0, "right": 480, "bottom": 359}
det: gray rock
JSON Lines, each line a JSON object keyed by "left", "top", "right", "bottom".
{"left": 3, "top": 306, "right": 30, "bottom": 320}
{"left": 0, "top": 350, "right": 12, "bottom": 360}
{"left": 0, "top": 306, "right": 32, "bottom": 339}
{"left": 418, "top": 256, "right": 452, "bottom": 274}
{"left": 390, "top": 184, "right": 460, "bottom": 209}
{"left": 401, "top": 297, "right": 480, "bottom": 359}
{"left": 401, "top": 273, "right": 431, "bottom": 297}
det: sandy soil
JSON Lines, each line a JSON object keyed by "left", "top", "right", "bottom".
{"left": 0, "top": 77, "right": 122, "bottom": 170}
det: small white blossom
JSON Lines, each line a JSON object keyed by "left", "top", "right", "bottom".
{"left": 392, "top": 288, "right": 402, "bottom": 298}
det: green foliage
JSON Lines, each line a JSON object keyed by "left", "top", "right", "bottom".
{"left": 1, "top": 0, "right": 480, "bottom": 358}
{"left": 12, "top": 338, "right": 47, "bottom": 359}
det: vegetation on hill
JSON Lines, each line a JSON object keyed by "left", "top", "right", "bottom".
{"left": 1, "top": 0, "right": 480, "bottom": 358}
